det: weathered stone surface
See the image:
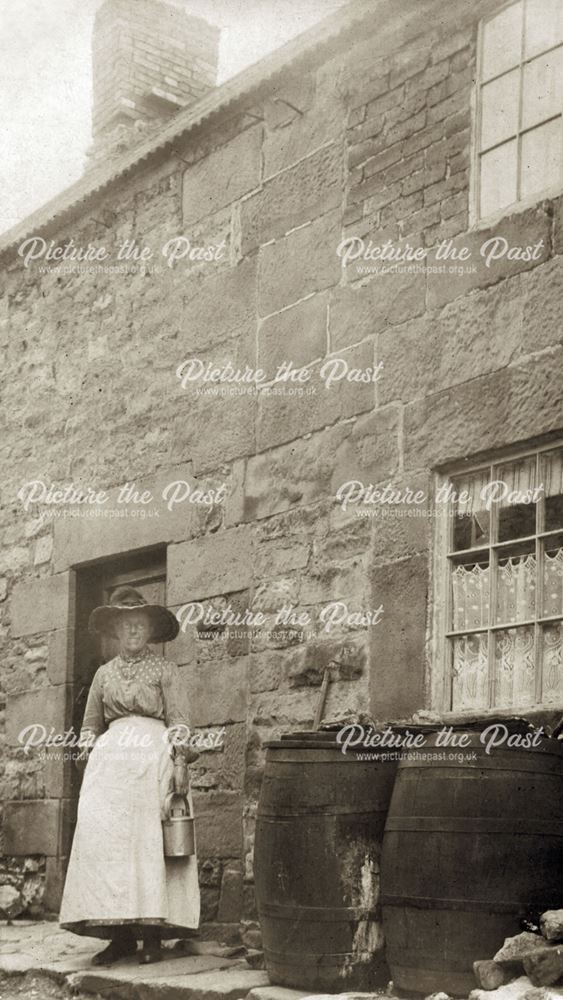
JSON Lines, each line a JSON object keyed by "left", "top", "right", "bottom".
{"left": 263, "top": 57, "right": 346, "bottom": 177}
{"left": 404, "top": 349, "right": 563, "bottom": 470}
{"left": 52, "top": 462, "right": 199, "bottom": 571}
{"left": 4, "top": 800, "right": 61, "bottom": 856}
{"left": 474, "top": 959, "right": 514, "bottom": 990}
{"left": 180, "top": 257, "right": 257, "bottom": 353}
{"left": 521, "top": 259, "right": 563, "bottom": 355}
{"left": 193, "top": 791, "right": 243, "bottom": 858}
{"left": 542, "top": 912, "right": 563, "bottom": 943}
{"left": 6, "top": 684, "right": 69, "bottom": 746}
{"left": 523, "top": 949, "right": 563, "bottom": 987}
{"left": 168, "top": 527, "right": 253, "bottom": 603}
{"left": 330, "top": 268, "right": 425, "bottom": 351}
{"left": 241, "top": 143, "right": 342, "bottom": 253}
{"left": 495, "top": 933, "right": 550, "bottom": 966}
{"left": 10, "top": 572, "right": 72, "bottom": 638}
{"left": 369, "top": 554, "right": 427, "bottom": 719}
{"left": 218, "top": 866, "right": 244, "bottom": 922}
{"left": 427, "top": 206, "right": 551, "bottom": 310}
{"left": 330, "top": 406, "right": 401, "bottom": 490}
{"left": 182, "top": 658, "right": 248, "bottom": 726}
{"left": 183, "top": 126, "right": 262, "bottom": 225}
{"left": 0, "top": 885, "right": 24, "bottom": 918}
{"left": 258, "top": 210, "right": 342, "bottom": 317}
{"left": 258, "top": 292, "right": 328, "bottom": 382}
{"left": 257, "top": 340, "right": 377, "bottom": 451}
{"left": 379, "top": 276, "right": 524, "bottom": 404}
{"left": 47, "top": 628, "right": 73, "bottom": 685}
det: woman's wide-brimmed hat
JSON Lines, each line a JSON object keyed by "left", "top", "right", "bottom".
{"left": 88, "top": 587, "right": 180, "bottom": 643}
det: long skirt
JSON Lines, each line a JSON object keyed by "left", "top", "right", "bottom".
{"left": 60, "top": 715, "right": 200, "bottom": 939}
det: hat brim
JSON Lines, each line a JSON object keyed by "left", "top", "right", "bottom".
{"left": 88, "top": 604, "right": 180, "bottom": 643}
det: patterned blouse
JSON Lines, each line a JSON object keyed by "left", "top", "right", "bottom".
{"left": 80, "top": 649, "right": 192, "bottom": 757}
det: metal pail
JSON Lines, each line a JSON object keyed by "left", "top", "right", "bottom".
{"left": 162, "top": 792, "right": 195, "bottom": 857}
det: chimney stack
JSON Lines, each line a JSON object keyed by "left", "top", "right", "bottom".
{"left": 90, "top": 0, "right": 219, "bottom": 158}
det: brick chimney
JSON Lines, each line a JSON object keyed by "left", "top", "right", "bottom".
{"left": 90, "top": 0, "right": 219, "bottom": 158}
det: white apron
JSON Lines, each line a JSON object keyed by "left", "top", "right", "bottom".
{"left": 60, "top": 715, "right": 200, "bottom": 937}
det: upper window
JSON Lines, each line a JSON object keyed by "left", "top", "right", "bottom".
{"left": 476, "top": 0, "right": 563, "bottom": 220}
{"left": 439, "top": 443, "right": 563, "bottom": 714}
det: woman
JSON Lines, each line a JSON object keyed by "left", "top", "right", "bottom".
{"left": 60, "top": 587, "right": 200, "bottom": 966}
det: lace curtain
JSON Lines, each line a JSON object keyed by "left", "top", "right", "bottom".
{"left": 451, "top": 548, "right": 563, "bottom": 709}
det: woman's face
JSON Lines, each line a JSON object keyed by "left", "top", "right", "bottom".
{"left": 115, "top": 610, "right": 152, "bottom": 655}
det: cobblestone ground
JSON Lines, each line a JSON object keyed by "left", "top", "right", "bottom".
{"left": 0, "top": 971, "right": 96, "bottom": 1000}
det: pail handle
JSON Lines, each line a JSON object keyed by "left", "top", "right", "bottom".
{"left": 164, "top": 791, "right": 192, "bottom": 820}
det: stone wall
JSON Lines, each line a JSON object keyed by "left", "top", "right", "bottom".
{"left": 1, "top": 0, "right": 562, "bottom": 942}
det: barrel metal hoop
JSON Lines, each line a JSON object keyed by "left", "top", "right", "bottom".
{"left": 263, "top": 948, "right": 377, "bottom": 965}
{"left": 259, "top": 902, "right": 379, "bottom": 921}
{"left": 381, "top": 894, "right": 525, "bottom": 913}
{"left": 257, "top": 808, "right": 388, "bottom": 819}
{"left": 384, "top": 816, "right": 563, "bottom": 835}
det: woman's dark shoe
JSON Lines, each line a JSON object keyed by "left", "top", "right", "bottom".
{"left": 91, "top": 937, "right": 137, "bottom": 966}
{"left": 139, "top": 933, "right": 163, "bottom": 964}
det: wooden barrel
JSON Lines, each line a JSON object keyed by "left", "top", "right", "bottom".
{"left": 381, "top": 734, "right": 563, "bottom": 996}
{"left": 254, "top": 733, "right": 398, "bottom": 991}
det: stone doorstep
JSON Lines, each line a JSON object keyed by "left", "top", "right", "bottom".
{"left": 0, "top": 925, "right": 392, "bottom": 1000}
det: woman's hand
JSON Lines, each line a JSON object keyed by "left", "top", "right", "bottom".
{"left": 173, "top": 759, "right": 190, "bottom": 798}
{"left": 75, "top": 749, "right": 90, "bottom": 773}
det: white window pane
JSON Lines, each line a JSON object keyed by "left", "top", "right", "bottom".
{"left": 494, "top": 627, "right": 536, "bottom": 708}
{"left": 522, "top": 46, "right": 563, "bottom": 129}
{"left": 525, "top": 0, "right": 563, "bottom": 59}
{"left": 521, "top": 117, "right": 562, "bottom": 197}
{"left": 480, "top": 70, "right": 520, "bottom": 150}
{"left": 482, "top": 1, "right": 523, "bottom": 81}
{"left": 480, "top": 140, "right": 518, "bottom": 217}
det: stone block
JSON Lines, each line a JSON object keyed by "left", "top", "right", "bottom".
{"left": 369, "top": 554, "right": 428, "bottom": 719}
{"left": 181, "top": 658, "right": 248, "bottom": 726}
{"left": 263, "top": 58, "right": 346, "bottom": 178}
{"left": 183, "top": 126, "right": 262, "bottom": 226}
{"left": 241, "top": 143, "right": 342, "bottom": 253}
{"left": 494, "top": 932, "right": 549, "bottom": 966}
{"left": 171, "top": 382, "right": 257, "bottom": 475}
{"left": 403, "top": 348, "right": 563, "bottom": 471}
{"left": 0, "top": 886, "right": 24, "bottom": 919}
{"left": 6, "top": 683, "right": 70, "bottom": 746}
{"left": 249, "top": 651, "right": 285, "bottom": 693}
{"left": 258, "top": 292, "right": 328, "bottom": 382}
{"left": 473, "top": 959, "right": 513, "bottom": 990}
{"left": 218, "top": 866, "right": 244, "bottom": 922}
{"left": 10, "top": 572, "right": 73, "bottom": 638}
{"left": 3, "top": 800, "right": 60, "bottom": 856}
{"left": 258, "top": 210, "right": 342, "bottom": 317}
{"left": 53, "top": 462, "right": 197, "bottom": 571}
{"left": 180, "top": 257, "right": 257, "bottom": 353}
{"left": 427, "top": 206, "right": 551, "bottom": 310}
{"left": 168, "top": 526, "right": 253, "bottom": 603}
{"left": 329, "top": 268, "right": 425, "bottom": 350}
{"left": 378, "top": 276, "right": 524, "bottom": 404}
{"left": 523, "top": 948, "right": 563, "bottom": 987}
{"left": 541, "top": 911, "right": 563, "bottom": 942}
{"left": 330, "top": 406, "right": 401, "bottom": 491}
{"left": 244, "top": 424, "right": 351, "bottom": 521}
{"left": 521, "top": 258, "right": 563, "bottom": 355}
{"left": 47, "top": 628, "right": 73, "bottom": 685}
{"left": 44, "top": 857, "right": 67, "bottom": 913}
{"left": 193, "top": 791, "right": 243, "bottom": 858}
{"left": 257, "top": 340, "right": 377, "bottom": 451}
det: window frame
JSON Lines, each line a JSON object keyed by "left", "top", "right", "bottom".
{"left": 471, "top": 0, "right": 563, "bottom": 227}
{"left": 431, "top": 438, "right": 563, "bottom": 717}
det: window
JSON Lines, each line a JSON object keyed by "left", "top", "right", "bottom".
{"left": 476, "top": 0, "right": 563, "bottom": 220}
{"left": 438, "top": 443, "right": 563, "bottom": 713}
